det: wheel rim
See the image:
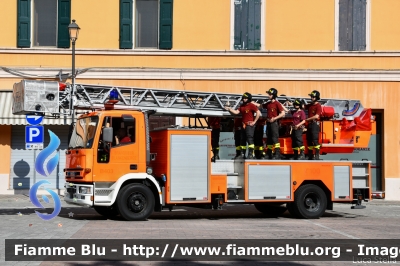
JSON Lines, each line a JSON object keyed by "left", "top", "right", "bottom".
{"left": 303, "top": 192, "right": 320, "bottom": 212}
{"left": 127, "top": 192, "right": 147, "bottom": 213}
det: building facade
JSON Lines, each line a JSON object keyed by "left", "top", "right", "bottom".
{"left": 0, "top": 0, "right": 399, "bottom": 199}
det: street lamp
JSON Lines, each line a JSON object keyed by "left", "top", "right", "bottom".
{"left": 68, "top": 19, "right": 80, "bottom": 121}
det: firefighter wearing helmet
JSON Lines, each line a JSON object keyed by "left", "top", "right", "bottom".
{"left": 208, "top": 116, "right": 221, "bottom": 161}
{"left": 233, "top": 117, "right": 242, "bottom": 159}
{"left": 225, "top": 92, "right": 261, "bottom": 159}
{"left": 291, "top": 99, "right": 306, "bottom": 160}
{"left": 262, "top": 88, "right": 285, "bottom": 159}
{"left": 305, "top": 90, "right": 322, "bottom": 160}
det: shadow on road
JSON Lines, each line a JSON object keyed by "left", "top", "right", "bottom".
{"left": 0, "top": 204, "right": 365, "bottom": 221}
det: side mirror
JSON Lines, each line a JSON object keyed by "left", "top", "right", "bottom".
{"left": 103, "top": 127, "right": 113, "bottom": 143}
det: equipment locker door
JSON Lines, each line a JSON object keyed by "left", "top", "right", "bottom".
{"left": 170, "top": 134, "right": 209, "bottom": 201}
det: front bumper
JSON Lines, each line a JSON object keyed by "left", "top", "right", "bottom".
{"left": 64, "top": 182, "right": 94, "bottom": 206}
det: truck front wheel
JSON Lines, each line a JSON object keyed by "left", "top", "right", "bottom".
{"left": 293, "top": 184, "right": 327, "bottom": 219}
{"left": 117, "top": 183, "right": 155, "bottom": 221}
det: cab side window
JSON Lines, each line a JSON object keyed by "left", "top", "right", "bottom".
{"left": 111, "top": 116, "right": 135, "bottom": 146}
{"left": 97, "top": 115, "right": 136, "bottom": 163}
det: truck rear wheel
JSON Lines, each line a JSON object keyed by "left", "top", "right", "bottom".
{"left": 93, "top": 205, "right": 119, "bottom": 218}
{"left": 293, "top": 184, "right": 327, "bottom": 219}
{"left": 117, "top": 183, "right": 155, "bottom": 221}
{"left": 254, "top": 203, "right": 287, "bottom": 217}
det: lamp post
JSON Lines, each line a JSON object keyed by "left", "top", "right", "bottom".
{"left": 68, "top": 19, "right": 80, "bottom": 121}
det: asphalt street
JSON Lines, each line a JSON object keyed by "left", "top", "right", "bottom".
{"left": 1, "top": 194, "right": 400, "bottom": 266}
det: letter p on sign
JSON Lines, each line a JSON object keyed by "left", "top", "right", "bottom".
{"left": 29, "top": 128, "right": 40, "bottom": 141}
{"left": 25, "top": 126, "right": 44, "bottom": 144}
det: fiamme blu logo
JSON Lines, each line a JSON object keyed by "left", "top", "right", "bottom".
{"left": 29, "top": 130, "right": 62, "bottom": 220}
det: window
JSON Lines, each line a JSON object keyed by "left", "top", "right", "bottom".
{"left": 33, "top": 0, "right": 57, "bottom": 46}
{"left": 136, "top": 0, "right": 158, "bottom": 48}
{"left": 339, "top": 0, "right": 367, "bottom": 51}
{"left": 119, "top": 0, "right": 173, "bottom": 49}
{"left": 17, "top": 0, "right": 71, "bottom": 48}
{"left": 97, "top": 116, "right": 136, "bottom": 163}
{"left": 234, "top": 0, "right": 261, "bottom": 50}
{"left": 69, "top": 116, "right": 99, "bottom": 149}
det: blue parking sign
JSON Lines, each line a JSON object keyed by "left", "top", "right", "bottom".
{"left": 25, "top": 126, "right": 44, "bottom": 143}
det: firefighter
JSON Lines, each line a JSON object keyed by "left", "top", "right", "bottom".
{"left": 263, "top": 88, "right": 285, "bottom": 159}
{"left": 305, "top": 90, "right": 322, "bottom": 160}
{"left": 208, "top": 117, "right": 221, "bottom": 161}
{"left": 254, "top": 117, "right": 266, "bottom": 159}
{"left": 291, "top": 99, "right": 306, "bottom": 160}
{"left": 233, "top": 117, "right": 242, "bottom": 159}
{"left": 115, "top": 128, "right": 131, "bottom": 144}
{"left": 225, "top": 92, "right": 260, "bottom": 159}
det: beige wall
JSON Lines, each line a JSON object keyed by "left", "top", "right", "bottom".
{"left": 1, "top": 0, "right": 400, "bottom": 51}
{"left": 265, "top": 0, "right": 335, "bottom": 51}
{"left": 371, "top": 0, "right": 400, "bottom": 50}
{"left": 72, "top": 0, "right": 119, "bottom": 49}
{"left": 2, "top": 52, "right": 400, "bottom": 70}
{"left": 173, "top": 0, "right": 230, "bottom": 50}
{"left": 0, "top": 125, "right": 11, "bottom": 175}
{"left": 2, "top": 0, "right": 17, "bottom": 48}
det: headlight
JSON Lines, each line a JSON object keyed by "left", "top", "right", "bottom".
{"left": 79, "top": 186, "right": 91, "bottom": 194}
{"left": 147, "top": 167, "right": 153, "bottom": 175}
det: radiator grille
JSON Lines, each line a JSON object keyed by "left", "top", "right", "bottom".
{"left": 95, "top": 189, "right": 112, "bottom": 196}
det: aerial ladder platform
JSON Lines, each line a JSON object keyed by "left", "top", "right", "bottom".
{"left": 12, "top": 80, "right": 366, "bottom": 120}
{"left": 12, "top": 80, "right": 373, "bottom": 153}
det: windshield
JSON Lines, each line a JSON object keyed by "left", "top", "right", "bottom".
{"left": 69, "top": 116, "right": 99, "bottom": 149}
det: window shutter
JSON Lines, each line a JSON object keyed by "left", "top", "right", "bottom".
{"left": 57, "top": 0, "right": 71, "bottom": 48}
{"left": 339, "top": 0, "right": 352, "bottom": 51}
{"left": 352, "top": 0, "right": 366, "bottom": 51}
{"left": 234, "top": 0, "right": 261, "bottom": 50}
{"left": 159, "top": 0, "right": 173, "bottom": 49}
{"left": 17, "top": 0, "right": 31, "bottom": 48}
{"left": 120, "top": 0, "right": 133, "bottom": 49}
{"left": 247, "top": 0, "right": 261, "bottom": 50}
{"left": 241, "top": 0, "right": 249, "bottom": 49}
{"left": 234, "top": 1, "right": 243, "bottom": 49}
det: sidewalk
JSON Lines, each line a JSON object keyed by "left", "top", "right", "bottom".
{"left": 0, "top": 194, "right": 80, "bottom": 208}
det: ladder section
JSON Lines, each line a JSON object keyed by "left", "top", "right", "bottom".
{"left": 73, "top": 83, "right": 366, "bottom": 120}
{"left": 12, "top": 79, "right": 366, "bottom": 121}
{"left": 73, "top": 83, "right": 242, "bottom": 117}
